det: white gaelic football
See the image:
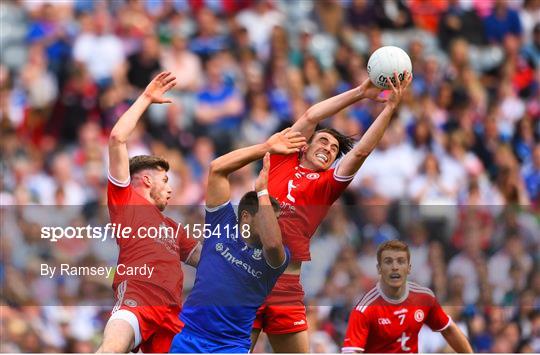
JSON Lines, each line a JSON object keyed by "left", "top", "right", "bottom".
{"left": 367, "top": 46, "right": 412, "bottom": 89}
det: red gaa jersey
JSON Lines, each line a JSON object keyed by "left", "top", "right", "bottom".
{"left": 342, "top": 282, "right": 451, "bottom": 353}
{"left": 107, "top": 175, "right": 197, "bottom": 306}
{"left": 268, "top": 153, "right": 354, "bottom": 261}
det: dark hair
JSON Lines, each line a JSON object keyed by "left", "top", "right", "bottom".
{"left": 238, "top": 191, "right": 280, "bottom": 217}
{"left": 377, "top": 240, "right": 410, "bottom": 264}
{"left": 129, "top": 155, "right": 169, "bottom": 176}
{"left": 310, "top": 127, "right": 355, "bottom": 158}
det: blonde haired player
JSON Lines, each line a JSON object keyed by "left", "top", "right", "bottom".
{"left": 342, "top": 240, "right": 472, "bottom": 353}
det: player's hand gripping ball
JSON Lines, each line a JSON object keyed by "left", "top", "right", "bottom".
{"left": 367, "top": 46, "right": 412, "bottom": 89}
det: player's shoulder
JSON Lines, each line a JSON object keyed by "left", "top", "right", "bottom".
{"left": 353, "top": 286, "right": 382, "bottom": 313}
{"left": 205, "top": 201, "right": 236, "bottom": 223}
{"left": 107, "top": 178, "right": 135, "bottom": 206}
{"left": 271, "top": 152, "right": 298, "bottom": 163}
{"left": 407, "top": 281, "right": 436, "bottom": 299}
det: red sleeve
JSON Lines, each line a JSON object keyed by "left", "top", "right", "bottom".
{"left": 107, "top": 177, "right": 132, "bottom": 207}
{"left": 425, "top": 297, "right": 451, "bottom": 332}
{"left": 174, "top": 221, "right": 198, "bottom": 263}
{"left": 316, "top": 168, "right": 353, "bottom": 203}
{"left": 342, "top": 308, "right": 369, "bottom": 353}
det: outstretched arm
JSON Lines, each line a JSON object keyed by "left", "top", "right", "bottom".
{"left": 335, "top": 72, "right": 412, "bottom": 177}
{"left": 291, "top": 78, "right": 385, "bottom": 140}
{"left": 254, "top": 153, "right": 286, "bottom": 268}
{"left": 206, "top": 128, "right": 306, "bottom": 208}
{"left": 441, "top": 321, "right": 473, "bottom": 353}
{"left": 108, "top": 72, "right": 176, "bottom": 183}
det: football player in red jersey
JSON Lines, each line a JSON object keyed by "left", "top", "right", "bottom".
{"left": 97, "top": 72, "right": 202, "bottom": 353}
{"left": 251, "top": 73, "right": 413, "bottom": 352}
{"left": 342, "top": 240, "right": 472, "bottom": 353}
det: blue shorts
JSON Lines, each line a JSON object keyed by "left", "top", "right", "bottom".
{"left": 169, "top": 329, "right": 249, "bottom": 353}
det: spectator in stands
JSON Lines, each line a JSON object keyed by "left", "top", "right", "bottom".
{"left": 522, "top": 23, "right": 540, "bottom": 73}
{"left": 345, "top": 0, "right": 376, "bottom": 32}
{"left": 194, "top": 54, "right": 244, "bottom": 154}
{"left": 72, "top": 12, "right": 125, "bottom": 87}
{"left": 484, "top": 0, "right": 523, "bottom": 44}
{"left": 189, "top": 8, "right": 228, "bottom": 60}
{"left": 448, "top": 230, "right": 485, "bottom": 304}
{"left": 409, "top": 153, "right": 458, "bottom": 205}
{"left": 373, "top": 0, "right": 413, "bottom": 29}
{"left": 522, "top": 143, "right": 540, "bottom": 205}
{"left": 438, "top": 0, "right": 486, "bottom": 51}
{"left": 235, "top": 0, "right": 284, "bottom": 59}
{"left": 126, "top": 33, "right": 162, "bottom": 91}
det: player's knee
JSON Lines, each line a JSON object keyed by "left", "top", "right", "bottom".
{"left": 99, "top": 319, "right": 135, "bottom": 353}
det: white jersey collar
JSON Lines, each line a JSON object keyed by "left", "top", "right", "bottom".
{"left": 377, "top": 281, "right": 409, "bottom": 304}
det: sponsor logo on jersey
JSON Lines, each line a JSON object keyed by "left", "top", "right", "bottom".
{"left": 306, "top": 173, "right": 320, "bottom": 180}
{"left": 378, "top": 318, "right": 392, "bottom": 325}
{"left": 216, "top": 244, "right": 263, "bottom": 278}
{"left": 252, "top": 248, "right": 262, "bottom": 260}
{"left": 414, "top": 309, "right": 424, "bottom": 322}
{"left": 159, "top": 222, "right": 174, "bottom": 239}
{"left": 124, "top": 299, "right": 137, "bottom": 307}
{"left": 394, "top": 308, "right": 409, "bottom": 315}
{"left": 293, "top": 319, "right": 306, "bottom": 326}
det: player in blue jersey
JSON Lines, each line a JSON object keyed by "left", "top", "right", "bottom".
{"left": 169, "top": 128, "right": 306, "bottom": 353}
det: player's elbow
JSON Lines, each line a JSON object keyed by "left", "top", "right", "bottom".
{"left": 109, "top": 131, "right": 127, "bottom": 146}
{"left": 352, "top": 147, "right": 371, "bottom": 160}
{"left": 262, "top": 237, "right": 282, "bottom": 251}
{"left": 302, "top": 108, "right": 319, "bottom": 125}
{"left": 209, "top": 159, "right": 227, "bottom": 176}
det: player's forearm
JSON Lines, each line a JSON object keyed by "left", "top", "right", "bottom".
{"left": 209, "top": 143, "right": 269, "bottom": 177}
{"left": 294, "top": 86, "right": 366, "bottom": 135}
{"left": 442, "top": 322, "right": 473, "bottom": 353}
{"left": 109, "top": 94, "right": 153, "bottom": 144}
{"left": 353, "top": 102, "right": 396, "bottom": 158}
{"left": 255, "top": 194, "right": 282, "bottom": 249}
{"left": 335, "top": 102, "right": 397, "bottom": 176}
{"left": 308, "top": 86, "right": 366, "bottom": 119}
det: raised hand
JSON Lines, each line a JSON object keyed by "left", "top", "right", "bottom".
{"left": 359, "top": 77, "right": 386, "bottom": 103}
{"left": 265, "top": 128, "right": 307, "bottom": 155}
{"left": 255, "top": 153, "right": 270, "bottom": 192}
{"left": 143, "top": 72, "right": 177, "bottom": 104}
{"left": 386, "top": 70, "right": 412, "bottom": 108}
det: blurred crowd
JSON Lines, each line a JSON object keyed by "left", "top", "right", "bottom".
{"left": 1, "top": 0, "right": 539, "bottom": 353}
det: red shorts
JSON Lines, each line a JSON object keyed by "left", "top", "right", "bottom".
{"left": 108, "top": 280, "right": 184, "bottom": 353}
{"left": 253, "top": 274, "right": 308, "bottom": 334}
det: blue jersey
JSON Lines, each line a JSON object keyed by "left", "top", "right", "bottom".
{"left": 177, "top": 202, "right": 289, "bottom": 350}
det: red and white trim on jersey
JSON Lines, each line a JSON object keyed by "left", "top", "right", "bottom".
{"left": 333, "top": 159, "right": 356, "bottom": 182}
{"left": 108, "top": 280, "right": 143, "bottom": 348}
{"left": 108, "top": 171, "right": 130, "bottom": 187}
{"left": 433, "top": 316, "right": 453, "bottom": 332}
{"left": 112, "top": 280, "right": 127, "bottom": 314}
{"left": 342, "top": 346, "right": 364, "bottom": 353}
{"left": 408, "top": 282, "right": 435, "bottom": 297}
{"left": 355, "top": 287, "right": 380, "bottom": 313}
